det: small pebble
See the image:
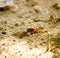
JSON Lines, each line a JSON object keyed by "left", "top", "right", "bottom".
{"left": 35, "top": 45, "right": 38, "bottom": 48}
{"left": 52, "top": 3, "right": 60, "bottom": 10}
{"left": 33, "top": 19, "right": 40, "bottom": 22}
{"left": 1, "top": 31, "right": 6, "bottom": 35}
{"left": 29, "top": 48, "right": 32, "bottom": 50}
{"left": 20, "top": 54, "right": 22, "bottom": 56}
{"left": 13, "top": 40, "right": 16, "bottom": 42}
{"left": 33, "top": 6, "right": 41, "bottom": 13}
{"left": 21, "top": 22, "right": 25, "bottom": 25}
{"left": 15, "top": 23, "right": 19, "bottom": 26}
{"left": 56, "top": 18, "right": 60, "bottom": 22}
{"left": 2, "top": 43, "right": 5, "bottom": 45}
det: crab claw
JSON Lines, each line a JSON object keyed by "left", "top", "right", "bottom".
{"left": 33, "top": 27, "right": 39, "bottom": 32}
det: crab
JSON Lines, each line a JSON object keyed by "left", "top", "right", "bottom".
{"left": 0, "top": 0, "right": 18, "bottom": 11}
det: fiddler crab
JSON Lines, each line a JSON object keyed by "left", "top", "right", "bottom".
{"left": 22, "top": 27, "right": 39, "bottom": 36}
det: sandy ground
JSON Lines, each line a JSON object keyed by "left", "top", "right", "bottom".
{"left": 0, "top": 0, "right": 60, "bottom": 58}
